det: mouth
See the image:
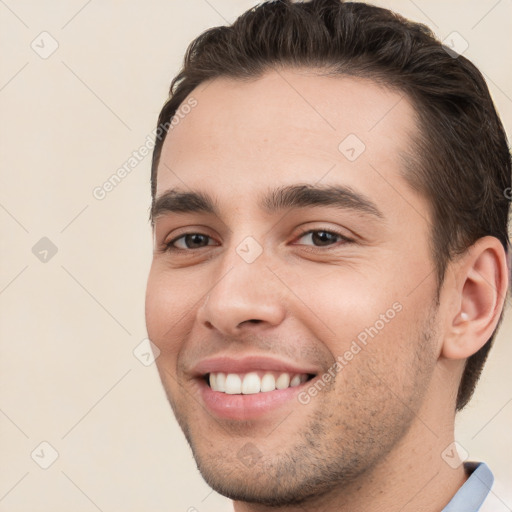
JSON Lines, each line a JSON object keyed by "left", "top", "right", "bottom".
{"left": 191, "top": 355, "right": 320, "bottom": 420}
{"left": 194, "top": 370, "right": 318, "bottom": 421}
{"left": 204, "top": 371, "right": 316, "bottom": 394}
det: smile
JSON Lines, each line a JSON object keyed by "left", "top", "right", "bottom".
{"left": 207, "top": 371, "right": 313, "bottom": 394}
{"left": 191, "top": 356, "right": 320, "bottom": 421}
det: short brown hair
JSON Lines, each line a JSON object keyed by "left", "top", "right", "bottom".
{"left": 150, "top": 0, "right": 511, "bottom": 410}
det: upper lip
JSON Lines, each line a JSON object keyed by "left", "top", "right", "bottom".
{"left": 192, "top": 355, "right": 320, "bottom": 377}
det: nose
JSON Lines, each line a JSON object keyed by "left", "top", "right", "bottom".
{"left": 196, "top": 247, "right": 287, "bottom": 337}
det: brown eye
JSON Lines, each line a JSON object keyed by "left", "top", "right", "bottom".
{"left": 166, "top": 233, "right": 216, "bottom": 251}
{"left": 294, "top": 229, "right": 352, "bottom": 248}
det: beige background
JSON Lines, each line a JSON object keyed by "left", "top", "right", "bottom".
{"left": 0, "top": 1, "right": 511, "bottom": 511}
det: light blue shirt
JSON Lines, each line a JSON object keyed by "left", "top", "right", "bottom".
{"left": 442, "top": 461, "right": 494, "bottom": 511}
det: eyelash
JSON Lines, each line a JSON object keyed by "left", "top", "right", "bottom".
{"left": 163, "top": 228, "right": 354, "bottom": 253}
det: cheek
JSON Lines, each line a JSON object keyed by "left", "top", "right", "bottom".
{"left": 287, "top": 260, "right": 430, "bottom": 363}
{"left": 145, "top": 264, "right": 199, "bottom": 358}
{"left": 288, "top": 267, "right": 396, "bottom": 338}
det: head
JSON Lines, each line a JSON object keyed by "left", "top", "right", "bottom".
{"left": 145, "top": 0, "right": 510, "bottom": 507}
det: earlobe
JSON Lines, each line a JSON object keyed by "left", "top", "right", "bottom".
{"left": 441, "top": 236, "right": 509, "bottom": 361}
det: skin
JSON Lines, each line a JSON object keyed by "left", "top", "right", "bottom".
{"left": 145, "top": 68, "right": 508, "bottom": 511}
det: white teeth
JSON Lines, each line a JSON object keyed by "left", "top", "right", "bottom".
{"left": 216, "top": 372, "right": 226, "bottom": 392}
{"left": 290, "top": 375, "right": 301, "bottom": 387}
{"left": 225, "top": 374, "right": 242, "bottom": 394}
{"left": 208, "top": 371, "right": 310, "bottom": 394}
{"left": 242, "top": 372, "right": 261, "bottom": 394}
{"left": 276, "top": 373, "right": 290, "bottom": 389}
{"left": 260, "top": 373, "right": 276, "bottom": 392}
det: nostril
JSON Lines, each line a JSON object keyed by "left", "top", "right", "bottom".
{"left": 237, "top": 319, "right": 262, "bottom": 328}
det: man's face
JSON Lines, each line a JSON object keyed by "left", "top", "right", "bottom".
{"left": 146, "top": 69, "right": 442, "bottom": 505}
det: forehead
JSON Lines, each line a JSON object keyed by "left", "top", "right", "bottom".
{"left": 156, "top": 68, "right": 420, "bottom": 215}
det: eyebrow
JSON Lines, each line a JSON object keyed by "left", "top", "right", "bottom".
{"left": 150, "top": 183, "right": 384, "bottom": 223}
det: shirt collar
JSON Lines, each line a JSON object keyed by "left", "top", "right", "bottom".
{"left": 442, "top": 461, "right": 494, "bottom": 512}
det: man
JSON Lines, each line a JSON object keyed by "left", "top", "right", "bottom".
{"left": 145, "top": 1, "right": 511, "bottom": 510}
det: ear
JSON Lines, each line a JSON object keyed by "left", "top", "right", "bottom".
{"left": 441, "top": 236, "right": 510, "bottom": 360}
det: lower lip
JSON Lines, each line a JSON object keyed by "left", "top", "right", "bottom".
{"left": 197, "top": 378, "right": 312, "bottom": 420}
